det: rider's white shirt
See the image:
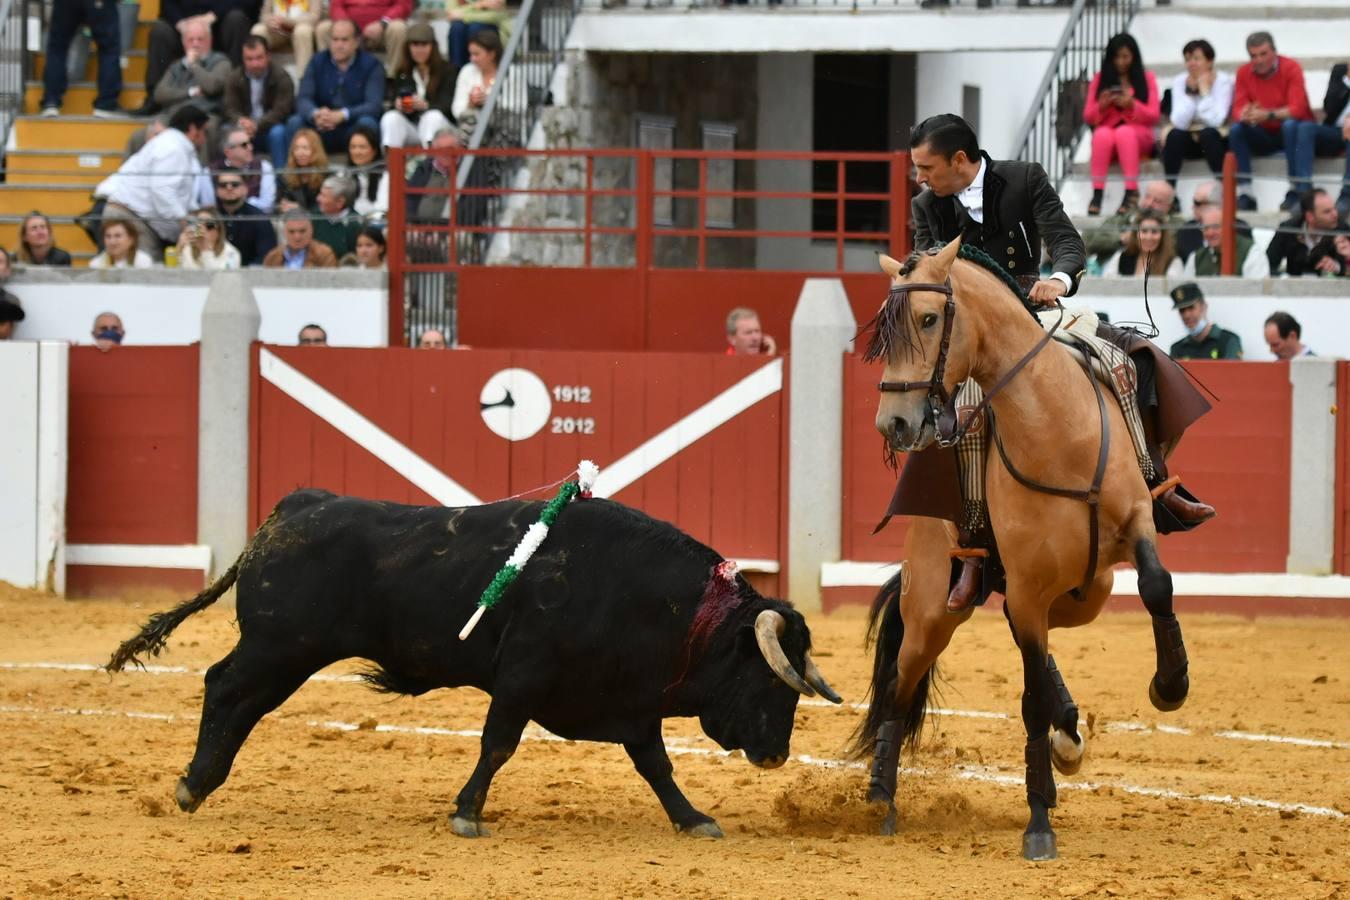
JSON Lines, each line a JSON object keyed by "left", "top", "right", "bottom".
{"left": 956, "top": 157, "right": 1073, "bottom": 294}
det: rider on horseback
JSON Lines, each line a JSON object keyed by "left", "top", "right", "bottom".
{"left": 893, "top": 114, "right": 1215, "bottom": 613}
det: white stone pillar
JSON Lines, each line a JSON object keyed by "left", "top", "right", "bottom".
{"left": 1286, "top": 357, "right": 1338, "bottom": 575}
{"left": 788, "top": 278, "right": 857, "bottom": 612}
{"left": 197, "top": 272, "right": 261, "bottom": 578}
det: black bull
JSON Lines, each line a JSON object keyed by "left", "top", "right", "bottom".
{"left": 108, "top": 489, "right": 841, "bottom": 838}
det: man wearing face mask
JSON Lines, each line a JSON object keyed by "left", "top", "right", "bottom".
{"left": 91, "top": 312, "right": 126, "bottom": 353}
{"left": 1168, "top": 283, "right": 1243, "bottom": 360}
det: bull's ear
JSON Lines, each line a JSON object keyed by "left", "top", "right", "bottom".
{"left": 932, "top": 236, "right": 962, "bottom": 278}
{"left": 878, "top": 253, "right": 903, "bottom": 278}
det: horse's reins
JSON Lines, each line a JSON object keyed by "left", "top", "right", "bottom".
{"left": 875, "top": 279, "right": 1108, "bottom": 600}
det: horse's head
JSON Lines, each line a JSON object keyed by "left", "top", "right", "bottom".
{"left": 868, "top": 237, "right": 968, "bottom": 453}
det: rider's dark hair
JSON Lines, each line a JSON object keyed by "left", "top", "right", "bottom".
{"left": 908, "top": 114, "right": 980, "bottom": 163}
{"left": 1264, "top": 311, "right": 1300, "bottom": 340}
{"left": 1097, "top": 33, "right": 1149, "bottom": 104}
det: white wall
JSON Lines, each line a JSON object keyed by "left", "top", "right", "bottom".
{"left": 5, "top": 271, "right": 388, "bottom": 348}
{"left": 914, "top": 50, "right": 1054, "bottom": 161}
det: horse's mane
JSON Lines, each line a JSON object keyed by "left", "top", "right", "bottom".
{"left": 860, "top": 244, "right": 1037, "bottom": 364}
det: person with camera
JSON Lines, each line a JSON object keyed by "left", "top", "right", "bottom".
{"left": 176, "top": 208, "right": 242, "bottom": 269}
{"left": 380, "top": 22, "right": 455, "bottom": 149}
{"left": 1083, "top": 33, "right": 1161, "bottom": 217}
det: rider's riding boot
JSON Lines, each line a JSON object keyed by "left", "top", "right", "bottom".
{"left": 946, "top": 547, "right": 989, "bottom": 614}
{"left": 1151, "top": 475, "right": 1216, "bottom": 525}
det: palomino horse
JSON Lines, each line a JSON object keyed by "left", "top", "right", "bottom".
{"left": 852, "top": 238, "right": 1190, "bottom": 861}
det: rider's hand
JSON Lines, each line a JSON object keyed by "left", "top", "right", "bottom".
{"left": 1028, "top": 278, "right": 1068, "bottom": 306}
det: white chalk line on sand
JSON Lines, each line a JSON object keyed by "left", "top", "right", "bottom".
{"left": 8, "top": 660, "right": 1350, "bottom": 756}
{"left": 1, "top": 703, "right": 1344, "bottom": 822}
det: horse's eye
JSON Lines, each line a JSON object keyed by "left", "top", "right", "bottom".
{"left": 922, "top": 313, "right": 939, "bottom": 329}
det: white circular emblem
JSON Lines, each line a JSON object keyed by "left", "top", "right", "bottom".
{"left": 479, "top": 368, "right": 551, "bottom": 441}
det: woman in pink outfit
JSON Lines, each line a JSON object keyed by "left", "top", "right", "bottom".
{"left": 1083, "top": 33, "right": 1161, "bottom": 216}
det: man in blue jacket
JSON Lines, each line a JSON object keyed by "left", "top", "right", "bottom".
{"left": 285, "top": 18, "right": 385, "bottom": 155}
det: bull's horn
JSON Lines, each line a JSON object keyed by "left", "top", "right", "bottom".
{"left": 754, "top": 610, "right": 814, "bottom": 697}
{"left": 803, "top": 653, "right": 842, "bottom": 704}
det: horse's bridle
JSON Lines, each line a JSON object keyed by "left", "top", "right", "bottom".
{"left": 875, "top": 279, "right": 1064, "bottom": 449}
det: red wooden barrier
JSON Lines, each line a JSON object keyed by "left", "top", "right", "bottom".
{"left": 252, "top": 346, "right": 784, "bottom": 592}
{"left": 1337, "top": 361, "right": 1350, "bottom": 574}
{"left": 66, "top": 346, "right": 200, "bottom": 595}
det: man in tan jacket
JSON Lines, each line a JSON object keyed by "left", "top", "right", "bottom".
{"left": 264, "top": 210, "right": 338, "bottom": 268}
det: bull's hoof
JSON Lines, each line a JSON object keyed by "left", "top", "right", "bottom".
{"left": 678, "top": 820, "right": 724, "bottom": 839}
{"left": 175, "top": 778, "right": 202, "bottom": 813}
{"left": 1022, "top": 831, "right": 1058, "bottom": 861}
{"left": 1050, "top": 727, "right": 1085, "bottom": 776}
{"left": 1149, "top": 672, "right": 1189, "bottom": 712}
{"left": 451, "top": 815, "right": 490, "bottom": 838}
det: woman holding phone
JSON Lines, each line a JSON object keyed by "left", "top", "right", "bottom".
{"left": 1083, "top": 33, "right": 1161, "bottom": 217}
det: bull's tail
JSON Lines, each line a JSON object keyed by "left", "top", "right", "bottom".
{"left": 106, "top": 558, "right": 241, "bottom": 672}
{"left": 849, "top": 563, "right": 937, "bottom": 758}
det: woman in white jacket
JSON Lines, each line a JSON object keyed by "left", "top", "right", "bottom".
{"left": 90, "top": 220, "right": 154, "bottom": 269}
{"left": 1161, "top": 39, "right": 1234, "bottom": 195}
{"left": 177, "top": 209, "right": 242, "bottom": 270}
{"left": 451, "top": 29, "right": 522, "bottom": 143}
{"left": 1102, "top": 209, "right": 1185, "bottom": 279}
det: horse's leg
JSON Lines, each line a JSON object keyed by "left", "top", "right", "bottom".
{"left": 1044, "top": 567, "right": 1114, "bottom": 774}
{"left": 1007, "top": 594, "right": 1058, "bottom": 861}
{"left": 1134, "top": 537, "right": 1189, "bottom": 711}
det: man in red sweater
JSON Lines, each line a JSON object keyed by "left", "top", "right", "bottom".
{"left": 1228, "top": 31, "right": 1314, "bottom": 213}
{"left": 316, "top": 0, "right": 412, "bottom": 76}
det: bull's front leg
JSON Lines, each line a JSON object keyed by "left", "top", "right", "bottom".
{"left": 451, "top": 699, "right": 528, "bottom": 838}
{"left": 624, "top": 723, "right": 722, "bottom": 838}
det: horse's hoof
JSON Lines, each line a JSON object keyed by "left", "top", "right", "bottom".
{"left": 1050, "top": 727, "right": 1085, "bottom": 776}
{"left": 174, "top": 778, "right": 202, "bottom": 813}
{"left": 878, "top": 804, "right": 897, "bottom": 836}
{"left": 1022, "top": 831, "right": 1058, "bottom": 861}
{"left": 1149, "top": 672, "right": 1189, "bottom": 712}
{"left": 451, "top": 815, "right": 490, "bottom": 838}
{"left": 679, "top": 821, "right": 724, "bottom": 839}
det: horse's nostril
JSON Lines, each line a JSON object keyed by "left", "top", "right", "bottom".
{"left": 891, "top": 417, "right": 907, "bottom": 439}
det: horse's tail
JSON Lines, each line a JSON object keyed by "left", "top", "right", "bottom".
{"left": 850, "top": 562, "right": 937, "bottom": 758}
{"left": 106, "top": 558, "right": 242, "bottom": 673}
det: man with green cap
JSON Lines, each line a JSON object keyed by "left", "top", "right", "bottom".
{"left": 1168, "top": 282, "right": 1243, "bottom": 360}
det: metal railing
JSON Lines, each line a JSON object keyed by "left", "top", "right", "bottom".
{"left": 0, "top": 0, "right": 24, "bottom": 158}
{"left": 1013, "top": 0, "right": 1141, "bottom": 189}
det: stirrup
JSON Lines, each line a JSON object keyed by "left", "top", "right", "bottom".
{"left": 1149, "top": 475, "right": 1181, "bottom": 500}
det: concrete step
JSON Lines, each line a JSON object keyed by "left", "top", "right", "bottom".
{"left": 4, "top": 149, "right": 123, "bottom": 185}
{"left": 25, "top": 82, "right": 147, "bottom": 116}
{"left": 0, "top": 185, "right": 98, "bottom": 217}
{"left": 35, "top": 50, "right": 148, "bottom": 84}
{"left": 13, "top": 115, "right": 142, "bottom": 151}
{"left": 1069, "top": 156, "right": 1349, "bottom": 179}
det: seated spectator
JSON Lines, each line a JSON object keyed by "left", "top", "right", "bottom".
{"left": 1228, "top": 31, "right": 1313, "bottom": 212}
{"left": 1266, "top": 188, "right": 1347, "bottom": 277}
{"left": 152, "top": 18, "right": 231, "bottom": 128}
{"left": 1082, "top": 33, "right": 1160, "bottom": 216}
{"left": 1167, "top": 283, "right": 1242, "bottom": 361}
{"left": 446, "top": 0, "right": 511, "bottom": 71}
{"left": 212, "top": 166, "right": 278, "bottom": 266}
{"left": 0, "top": 297, "right": 21, "bottom": 340}
{"left": 177, "top": 209, "right": 243, "bottom": 269}
{"left": 265, "top": 209, "right": 338, "bottom": 268}
{"left": 1183, "top": 204, "right": 1270, "bottom": 278}
{"left": 317, "top": 1, "right": 411, "bottom": 77}
{"left": 1103, "top": 210, "right": 1184, "bottom": 279}
{"left": 138, "top": 4, "right": 254, "bottom": 117}
{"left": 40, "top": 0, "right": 124, "bottom": 118}
{"left": 101, "top": 105, "right": 210, "bottom": 261}
{"left": 91, "top": 311, "right": 126, "bottom": 352}
{"left": 381, "top": 23, "right": 455, "bottom": 149}
{"left": 1308, "top": 232, "right": 1350, "bottom": 278}
{"left": 198, "top": 126, "right": 277, "bottom": 212}
{"left": 278, "top": 127, "right": 331, "bottom": 212}
{"left": 725, "top": 307, "right": 777, "bottom": 356}
{"left": 418, "top": 328, "right": 448, "bottom": 348}
{"left": 1175, "top": 181, "right": 1253, "bottom": 262}
{"left": 287, "top": 18, "right": 386, "bottom": 155}
{"left": 225, "top": 35, "right": 296, "bottom": 167}
{"left": 452, "top": 29, "right": 521, "bottom": 140}
{"left": 342, "top": 126, "right": 389, "bottom": 221}
{"left": 17, "top": 213, "right": 73, "bottom": 267}
{"left": 1085, "top": 180, "right": 1180, "bottom": 265}
{"left": 250, "top": 0, "right": 319, "bottom": 75}
{"left": 1162, "top": 39, "right": 1233, "bottom": 195}
{"left": 346, "top": 225, "right": 387, "bottom": 269}
{"left": 1264, "top": 311, "right": 1312, "bottom": 359}
{"left": 298, "top": 323, "right": 328, "bottom": 345}
{"left": 406, "top": 127, "right": 462, "bottom": 222}
{"left": 1292, "top": 64, "right": 1350, "bottom": 216}
{"left": 90, "top": 220, "right": 155, "bottom": 269}
{"left": 311, "top": 174, "right": 365, "bottom": 259}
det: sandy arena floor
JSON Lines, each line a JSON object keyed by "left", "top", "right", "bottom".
{"left": 1, "top": 581, "right": 1347, "bottom": 899}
